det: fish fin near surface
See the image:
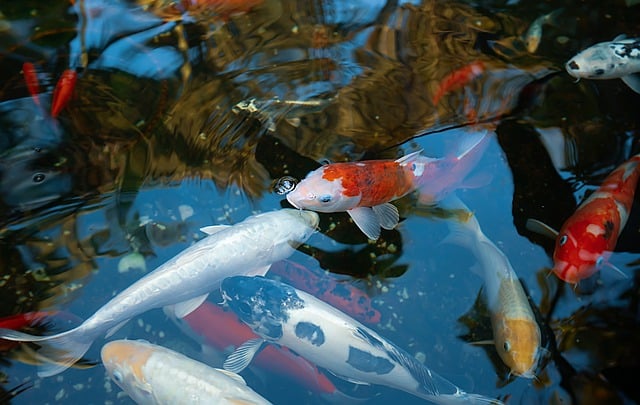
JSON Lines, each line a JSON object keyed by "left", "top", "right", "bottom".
{"left": 214, "top": 368, "right": 248, "bottom": 385}
{"left": 105, "top": 320, "right": 130, "bottom": 338}
{"left": 621, "top": 74, "right": 640, "bottom": 94}
{"left": 525, "top": 219, "right": 558, "bottom": 239}
{"left": 604, "top": 261, "right": 629, "bottom": 279}
{"left": 613, "top": 34, "right": 628, "bottom": 41}
{"left": 170, "top": 294, "right": 209, "bottom": 319}
{"left": 347, "top": 207, "right": 381, "bottom": 240}
{"left": 200, "top": 225, "right": 232, "bottom": 235}
{"left": 0, "top": 327, "right": 94, "bottom": 377}
{"left": 455, "top": 128, "right": 493, "bottom": 162}
{"left": 223, "top": 338, "right": 265, "bottom": 374}
{"left": 372, "top": 203, "right": 399, "bottom": 230}
{"left": 395, "top": 149, "right": 424, "bottom": 164}
{"left": 246, "top": 265, "right": 271, "bottom": 277}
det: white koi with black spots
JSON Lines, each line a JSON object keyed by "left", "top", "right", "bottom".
{"left": 566, "top": 35, "right": 640, "bottom": 94}
{"left": 221, "top": 276, "right": 501, "bottom": 405}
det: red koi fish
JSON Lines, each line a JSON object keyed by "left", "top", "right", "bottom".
{"left": 432, "top": 61, "right": 485, "bottom": 106}
{"left": 176, "top": 301, "right": 339, "bottom": 397}
{"left": 270, "top": 260, "right": 381, "bottom": 324}
{"left": 51, "top": 69, "right": 77, "bottom": 118}
{"left": 0, "top": 312, "right": 54, "bottom": 351}
{"left": 286, "top": 128, "right": 493, "bottom": 239}
{"left": 528, "top": 153, "right": 640, "bottom": 283}
{"left": 22, "top": 62, "right": 41, "bottom": 106}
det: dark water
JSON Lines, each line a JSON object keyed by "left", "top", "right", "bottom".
{"left": 1, "top": 0, "right": 639, "bottom": 403}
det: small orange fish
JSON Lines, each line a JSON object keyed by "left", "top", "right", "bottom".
{"left": 432, "top": 61, "right": 485, "bottom": 106}
{"left": 529, "top": 153, "right": 640, "bottom": 283}
{"left": 22, "top": 62, "right": 41, "bottom": 106}
{"left": 51, "top": 69, "right": 77, "bottom": 118}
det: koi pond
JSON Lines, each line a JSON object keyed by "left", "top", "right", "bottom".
{"left": 1, "top": 0, "right": 640, "bottom": 404}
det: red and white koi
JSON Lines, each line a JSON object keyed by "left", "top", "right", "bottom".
{"left": 286, "top": 128, "right": 493, "bottom": 240}
{"left": 528, "top": 152, "right": 640, "bottom": 283}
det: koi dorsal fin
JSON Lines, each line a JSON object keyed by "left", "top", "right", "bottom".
{"left": 395, "top": 150, "right": 424, "bottom": 164}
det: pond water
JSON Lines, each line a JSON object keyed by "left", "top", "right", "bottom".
{"left": 1, "top": 0, "right": 639, "bottom": 404}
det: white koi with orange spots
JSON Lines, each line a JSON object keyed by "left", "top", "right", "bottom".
{"left": 102, "top": 340, "right": 271, "bottom": 405}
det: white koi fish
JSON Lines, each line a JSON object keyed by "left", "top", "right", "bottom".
{"left": 0, "top": 209, "right": 319, "bottom": 377}
{"left": 565, "top": 35, "right": 640, "bottom": 94}
{"left": 442, "top": 196, "right": 541, "bottom": 378}
{"left": 286, "top": 128, "right": 492, "bottom": 240}
{"left": 102, "top": 340, "right": 271, "bottom": 405}
{"left": 221, "top": 276, "right": 502, "bottom": 405}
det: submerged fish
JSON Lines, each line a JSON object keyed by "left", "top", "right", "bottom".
{"left": 443, "top": 196, "right": 541, "bottom": 378}
{"left": 102, "top": 339, "right": 271, "bottom": 404}
{"left": 221, "top": 276, "right": 501, "bottom": 405}
{"left": 565, "top": 35, "right": 640, "bottom": 94}
{"left": 432, "top": 61, "right": 485, "bottom": 106}
{"left": 0, "top": 209, "right": 319, "bottom": 377}
{"left": 169, "top": 301, "right": 340, "bottom": 397}
{"left": 286, "top": 128, "right": 493, "bottom": 240}
{"left": 527, "top": 152, "right": 640, "bottom": 283}
{"left": 50, "top": 69, "right": 77, "bottom": 118}
{"left": 270, "top": 260, "right": 381, "bottom": 324}
{"left": 523, "top": 9, "right": 563, "bottom": 54}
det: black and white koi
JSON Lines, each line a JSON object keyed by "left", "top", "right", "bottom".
{"left": 221, "top": 276, "right": 501, "bottom": 405}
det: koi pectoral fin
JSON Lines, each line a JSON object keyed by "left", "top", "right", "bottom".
{"left": 347, "top": 207, "right": 381, "bottom": 240}
{"left": 372, "top": 203, "right": 399, "bottom": 230}
{"left": 525, "top": 219, "right": 559, "bottom": 240}
{"left": 223, "top": 338, "right": 266, "bottom": 374}
{"left": 169, "top": 294, "right": 209, "bottom": 319}
{"left": 621, "top": 74, "right": 640, "bottom": 94}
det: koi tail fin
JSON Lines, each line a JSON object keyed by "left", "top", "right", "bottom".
{"left": 424, "top": 391, "right": 504, "bottom": 405}
{"left": 0, "top": 327, "right": 94, "bottom": 377}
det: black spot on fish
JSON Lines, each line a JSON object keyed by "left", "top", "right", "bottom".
{"left": 613, "top": 42, "right": 640, "bottom": 58}
{"left": 346, "top": 346, "right": 394, "bottom": 374}
{"left": 294, "top": 322, "right": 325, "bottom": 346}
{"left": 594, "top": 68, "right": 605, "bottom": 76}
{"left": 331, "top": 284, "right": 351, "bottom": 300}
{"left": 567, "top": 60, "right": 579, "bottom": 70}
{"left": 603, "top": 220, "right": 615, "bottom": 240}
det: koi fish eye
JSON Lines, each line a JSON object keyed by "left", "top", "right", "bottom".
{"left": 559, "top": 235, "right": 568, "bottom": 246}
{"left": 112, "top": 370, "right": 124, "bottom": 384}
{"left": 319, "top": 195, "right": 333, "bottom": 203}
{"left": 503, "top": 341, "right": 511, "bottom": 352}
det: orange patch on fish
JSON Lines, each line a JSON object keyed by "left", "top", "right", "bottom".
{"left": 101, "top": 341, "right": 152, "bottom": 382}
{"left": 494, "top": 316, "right": 540, "bottom": 376}
{"left": 321, "top": 160, "right": 414, "bottom": 205}
{"left": 51, "top": 69, "right": 77, "bottom": 118}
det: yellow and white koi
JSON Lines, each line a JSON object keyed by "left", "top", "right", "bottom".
{"left": 443, "top": 197, "right": 541, "bottom": 378}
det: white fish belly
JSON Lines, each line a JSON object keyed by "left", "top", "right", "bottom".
{"left": 141, "top": 350, "right": 270, "bottom": 405}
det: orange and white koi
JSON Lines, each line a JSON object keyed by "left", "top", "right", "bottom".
{"left": 22, "top": 62, "right": 41, "bottom": 106}
{"left": 286, "top": 128, "right": 493, "bottom": 240}
{"left": 50, "top": 69, "right": 77, "bottom": 118}
{"left": 102, "top": 340, "right": 271, "bottom": 404}
{"left": 432, "top": 61, "right": 485, "bottom": 106}
{"left": 528, "top": 152, "right": 640, "bottom": 283}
